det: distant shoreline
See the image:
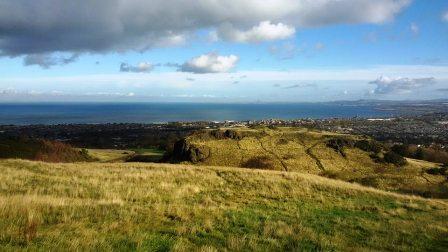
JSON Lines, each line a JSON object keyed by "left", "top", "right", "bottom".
{"left": 0, "top": 100, "right": 446, "bottom": 126}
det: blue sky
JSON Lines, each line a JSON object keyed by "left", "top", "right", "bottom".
{"left": 0, "top": 0, "right": 447, "bottom": 102}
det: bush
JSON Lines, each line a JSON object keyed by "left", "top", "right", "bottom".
{"left": 327, "top": 138, "right": 354, "bottom": 157}
{"left": 355, "top": 140, "right": 382, "bottom": 153}
{"left": 426, "top": 165, "right": 448, "bottom": 176}
{"left": 391, "top": 144, "right": 411, "bottom": 157}
{"left": 242, "top": 156, "right": 275, "bottom": 169}
{"left": 390, "top": 144, "right": 448, "bottom": 164}
{"left": 0, "top": 137, "right": 94, "bottom": 162}
{"left": 384, "top": 151, "right": 407, "bottom": 166}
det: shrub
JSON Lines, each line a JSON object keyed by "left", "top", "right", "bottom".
{"left": 426, "top": 165, "right": 448, "bottom": 176}
{"left": 413, "top": 147, "right": 448, "bottom": 164}
{"left": 326, "top": 138, "right": 354, "bottom": 157}
{"left": 242, "top": 156, "right": 275, "bottom": 169}
{"left": 355, "top": 140, "right": 382, "bottom": 153}
{"left": 384, "top": 151, "right": 407, "bottom": 166}
{"left": 390, "top": 144, "right": 448, "bottom": 164}
{"left": 0, "top": 137, "right": 94, "bottom": 162}
{"left": 391, "top": 144, "right": 411, "bottom": 157}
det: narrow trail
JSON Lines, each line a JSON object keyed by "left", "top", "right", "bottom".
{"left": 292, "top": 135, "right": 325, "bottom": 172}
{"left": 419, "top": 171, "right": 433, "bottom": 184}
{"left": 236, "top": 140, "right": 246, "bottom": 165}
{"left": 256, "top": 137, "right": 288, "bottom": 172}
{"left": 305, "top": 142, "right": 326, "bottom": 172}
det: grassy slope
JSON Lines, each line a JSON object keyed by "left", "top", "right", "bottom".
{"left": 186, "top": 127, "right": 448, "bottom": 198}
{"left": 87, "top": 149, "right": 135, "bottom": 162}
{"left": 0, "top": 159, "right": 447, "bottom": 251}
{"left": 0, "top": 138, "right": 93, "bottom": 163}
{"left": 88, "top": 148, "right": 164, "bottom": 163}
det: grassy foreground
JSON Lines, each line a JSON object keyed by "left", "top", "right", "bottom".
{"left": 0, "top": 159, "right": 447, "bottom": 251}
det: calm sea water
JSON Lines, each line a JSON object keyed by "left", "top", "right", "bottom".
{"left": 0, "top": 103, "right": 394, "bottom": 125}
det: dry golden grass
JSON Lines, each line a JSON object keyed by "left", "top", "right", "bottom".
{"left": 0, "top": 159, "right": 447, "bottom": 251}
{"left": 87, "top": 149, "right": 135, "bottom": 162}
{"left": 185, "top": 127, "right": 448, "bottom": 198}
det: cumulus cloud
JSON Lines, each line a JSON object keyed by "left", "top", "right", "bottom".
{"left": 120, "top": 62, "right": 154, "bottom": 73}
{"left": 23, "top": 53, "right": 79, "bottom": 68}
{"left": 216, "top": 21, "right": 295, "bottom": 43}
{"left": 0, "top": 0, "right": 410, "bottom": 60}
{"left": 369, "top": 76, "right": 436, "bottom": 94}
{"left": 443, "top": 11, "right": 448, "bottom": 22}
{"left": 180, "top": 53, "right": 239, "bottom": 74}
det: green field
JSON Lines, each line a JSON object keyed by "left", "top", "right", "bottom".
{"left": 0, "top": 159, "right": 447, "bottom": 251}
{"left": 88, "top": 148, "right": 165, "bottom": 163}
{"left": 87, "top": 149, "right": 135, "bottom": 162}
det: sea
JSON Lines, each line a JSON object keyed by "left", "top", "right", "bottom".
{"left": 0, "top": 102, "right": 395, "bottom": 125}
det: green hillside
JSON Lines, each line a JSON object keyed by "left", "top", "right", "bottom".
{"left": 172, "top": 127, "right": 448, "bottom": 198}
{"left": 0, "top": 159, "right": 447, "bottom": 251}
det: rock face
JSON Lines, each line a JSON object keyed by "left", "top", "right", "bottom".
{"left": 172, "top": 139, "right": 210, "bottom": 163}
{"left": 171, "top": 129, "right": 262, "bottom": 163}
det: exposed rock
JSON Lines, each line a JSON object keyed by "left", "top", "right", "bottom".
{"left": 172, "top": 139, "right": 210, "bottom": 163}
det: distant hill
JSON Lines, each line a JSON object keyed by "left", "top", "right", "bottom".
{"left": 0, "top": 137, "right": 94, "bottom": 163}
{"left": 172, "top": 127, "right": 448, "bottom": 198}
{"left": 0, "top": 159, "right": 446, "bottom": 251}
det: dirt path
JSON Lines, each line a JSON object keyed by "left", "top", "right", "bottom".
{"left": 256, "top": 137, "right": 289, "bottom": 172}
{"left": 292, "top": 137, "right": 325, "bottom": 172}
{"left": 305, "top": 143, "right": 325, "bottom": 172}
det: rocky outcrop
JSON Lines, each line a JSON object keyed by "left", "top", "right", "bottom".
{"left": 172, "top": 139, "right": 210, "bottom": 163}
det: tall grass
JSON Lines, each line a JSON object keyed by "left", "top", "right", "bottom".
{"left": 0, "top": 159, "right": 447, "bottom": 251}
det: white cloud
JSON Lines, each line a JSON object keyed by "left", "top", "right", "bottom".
{"left": 180, "top": 53, "right": 239, "bottom": 73}
{"left": 369, "top": 76, "right": 436, "bottom": 94}
{"left": 2, "top": 65, "right": 448, "bottom": 86}
{"left": 120, "top": 62, "right": 154, "bottom": 73}
{"left": 0, "top": 0, "right": 411, "bottom": 59}
{"left": 217, "top": 21, "right": 295, "bottom": 43}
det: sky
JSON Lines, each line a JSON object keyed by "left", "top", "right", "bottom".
{"left": 0, "top": 0, "right": 447, "bottom": 103}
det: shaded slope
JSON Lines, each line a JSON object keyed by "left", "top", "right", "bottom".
{"left": 0, "top": 137, "right": 94, "bottom": 162}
